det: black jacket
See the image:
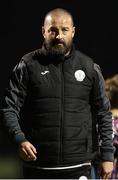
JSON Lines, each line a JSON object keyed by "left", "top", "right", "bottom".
{"left": 1, "top": 46, "right": 114, "bottom": 167}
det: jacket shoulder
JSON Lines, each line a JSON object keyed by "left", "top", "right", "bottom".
{"left": 75, "top": 50, "right": 94, "bottom": 64}
{"left": 21, "top": 49, "right": 42, "bottom": 64}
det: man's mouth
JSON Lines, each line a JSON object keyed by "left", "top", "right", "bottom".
{"left": 56, "top": 42, "right": 64, "bottom": 46}
{"left": 53, "top": 40, "right": 65, "bottom": 46}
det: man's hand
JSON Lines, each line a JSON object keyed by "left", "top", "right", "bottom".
{"left": 99, "top": 161, "right": 113, "bottom": 179}
{"left": 18, "top": 141, "right": 37, "bottom": 161}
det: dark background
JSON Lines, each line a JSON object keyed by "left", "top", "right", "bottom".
{"left": 0, "top": 0, "right": 118, "bottom": 178}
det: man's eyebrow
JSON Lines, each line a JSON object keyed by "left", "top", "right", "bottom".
{"left": 50, "top": 26, "right": 70, "bottom": 29}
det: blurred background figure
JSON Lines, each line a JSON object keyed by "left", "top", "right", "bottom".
{"left": 91, "top": 74, "right": 118, "bottom": 179}
{"left": 105, "top": 74, "right": 118, "bottom": 179}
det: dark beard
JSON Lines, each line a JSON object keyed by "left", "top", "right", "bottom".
{"left": 44, "top": 39, "right": 73, "bottom": 58}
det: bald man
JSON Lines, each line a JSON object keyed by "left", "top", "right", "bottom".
{"left": 1, "top": 8, "right": 113, "bottom": 179}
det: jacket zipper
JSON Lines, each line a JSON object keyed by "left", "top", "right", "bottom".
{"left": 60, "top": 62, "right": 64, "bottom": 163}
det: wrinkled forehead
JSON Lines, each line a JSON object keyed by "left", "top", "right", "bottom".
{"left": 44, "top": 13, "right": 73, "bottom": 27}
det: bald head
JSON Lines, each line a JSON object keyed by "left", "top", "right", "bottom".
{"left": 44, "top": 8, "right": 74, "bottom": 27}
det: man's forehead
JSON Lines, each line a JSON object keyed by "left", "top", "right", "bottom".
{"left": 44, "top": 14, "right": 72, "bottom": 26}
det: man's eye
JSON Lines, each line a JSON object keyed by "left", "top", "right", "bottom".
{"left": 51, "top": 30, "right": 56, "bottom": 33}
{"left": 49, "top": 27, "right": 57, "bottom": 33}
{"left": 62, "top": 28, "right": 69, "bottom": 31}
{"left": 48, "top": 30, "right": 55, "bottom": 35}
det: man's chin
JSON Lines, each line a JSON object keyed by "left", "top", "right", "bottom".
{"left": 50, "top": 48, "right": 66, "bottom": 56}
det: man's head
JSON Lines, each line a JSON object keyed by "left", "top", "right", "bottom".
{"left": 42, "top": 8, "right": 75, "bottom": 56}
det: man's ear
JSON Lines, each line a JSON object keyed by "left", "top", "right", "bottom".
{"left": 42, "top": 26, "right": 45, "bottom": 38}
{"left": 72, "top": 26, "right": 75, "bottom": 38}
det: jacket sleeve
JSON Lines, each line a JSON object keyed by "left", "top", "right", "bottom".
{"left": 92, "top": 63, "right": 114, "bottom": 161}
{"left": 1, "top": 60, "right": 28, "bottom": 145}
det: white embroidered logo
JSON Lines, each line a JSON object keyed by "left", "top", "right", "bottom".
{"left": 74, "top": 70, "right": 85, "bottom": 82}
{"left": 41, "top": 70, "right": 49, "bottom": 75}
{"left": 79, "top": 176, "right": 88, "bottom": 180}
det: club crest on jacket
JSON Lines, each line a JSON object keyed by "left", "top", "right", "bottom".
{"left": 74, "top": 70, "right": 85, "bottom": 82}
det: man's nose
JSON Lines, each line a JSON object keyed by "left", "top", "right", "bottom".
{"left": 56, "top": 31, "right": 63, "bottom": 39}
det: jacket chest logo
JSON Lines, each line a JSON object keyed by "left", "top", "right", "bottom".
{"left": 74, "top": 70, "right": 85, "bottom": 82}
{"left": 41, "top": 70, "right": 49, "bottom": 75}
